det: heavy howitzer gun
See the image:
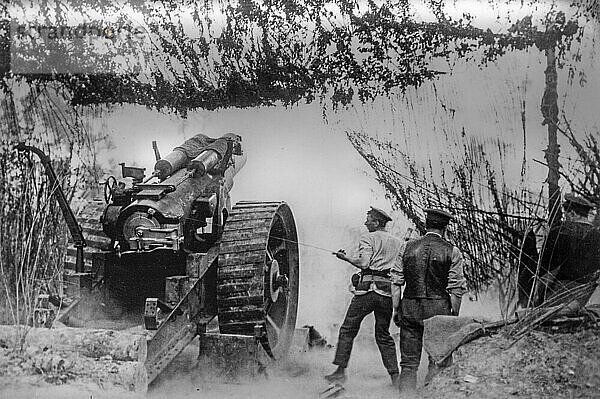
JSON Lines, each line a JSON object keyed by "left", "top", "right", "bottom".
{"left": 17, "top": 134, "right": 299, "bottom": 390}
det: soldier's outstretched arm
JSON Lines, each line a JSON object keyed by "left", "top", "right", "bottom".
{"left": 332, "top": 234, "right": 373, "bottom": 269}
{"left": 333, "top": 249, "right": 370, "bottom": 269}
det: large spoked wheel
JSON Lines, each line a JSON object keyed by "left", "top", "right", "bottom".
{"left": 217, "top": 201, "right": 299, "bottom": 359}
{"left": 104, "top": 176, "right": 117, "bottom": 204}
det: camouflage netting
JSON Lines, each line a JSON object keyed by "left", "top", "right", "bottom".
{"left": 0, "top": 1, "right": 586, "bottom": 114}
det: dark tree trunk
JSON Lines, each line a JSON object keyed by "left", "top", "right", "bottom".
{"left": 542, "top": 46, "right": 562, "bottom": 226}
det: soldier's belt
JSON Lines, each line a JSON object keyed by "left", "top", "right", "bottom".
{"left": 361, "top": 276, "right": 390, "bottom": 283}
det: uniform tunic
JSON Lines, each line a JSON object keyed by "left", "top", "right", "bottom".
{"left": 332, "top": 230, "right": 401, "bottom": 375}
{"left": 353, "top": 230, "right": 402, "bottom": 297}
{"left": 539, "top": 220, "right": 600, "bottom": 306}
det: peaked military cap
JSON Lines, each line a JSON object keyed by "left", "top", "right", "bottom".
{"left": 424, "top": 208, "right": 454, "bottom": 225}
{"left": 368, "top": 206, "right": 393, "bottom": 222}
{"left": 563, "top": 193, "right": 595, "bottom": 210}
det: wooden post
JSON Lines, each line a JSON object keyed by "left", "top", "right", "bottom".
{"left": 541, "top": 26, "right": 562, "bottom": 226}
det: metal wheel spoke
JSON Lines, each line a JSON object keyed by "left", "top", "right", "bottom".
{"left": 269, "top": 241, "right": 287, "bottom": 259}
{"left": 280, "top": 276, "right": 290, "bottom": 294}
{"left": 266, "top": 246, "right": 274, "bottom": 262}
{"left": 265, "top": 292, "right": 280, "bottom": 311}
{"left": 266, "top": 314, "right": 281, "bottom": 339}
{"left": 274, "top": 274, "right": 290, "bottom": 295}
{"left": 272, "top": 287, "right": 284, "bottom": 300}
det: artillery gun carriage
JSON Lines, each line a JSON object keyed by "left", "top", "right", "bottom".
{"left": 16, "top": 134, "right": 300, "bottom": 389}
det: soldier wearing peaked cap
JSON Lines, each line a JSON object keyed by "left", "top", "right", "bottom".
{"left": 324, "top": 206, "right": 401, "bottom": 388}
{"left": 391, "top": 208, "right": 467, "bottom": 395}
{"left": 535, "top": 193, "right": 600, "bottom": 313}
{"left": 563, "top": 193, "right": 595, "bottom": 214}
{"left": 369, "top": 206, "right": 393, "bottom": 223}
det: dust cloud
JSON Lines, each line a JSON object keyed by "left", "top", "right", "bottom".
{"left": 146, "top": 335, "right": 403, "bottom": 399}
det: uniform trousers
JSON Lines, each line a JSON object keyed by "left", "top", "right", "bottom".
{"left": 399, "top": 297, "right": 452, "bottom": 371}
{"left": 333, "top": 291, "right": 399, "bottom": 375}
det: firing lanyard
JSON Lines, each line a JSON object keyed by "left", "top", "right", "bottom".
{"left": 201, "top": 219, "right": 338, "bottom": 253}
{"left": 270, "top": 236, "right": 338, "bottom": 254}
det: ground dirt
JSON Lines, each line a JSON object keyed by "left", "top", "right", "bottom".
{"left": 1, "top": 325, "right": 599, "bottom": 399}
{"left": 421, "top": 327, "right": 600, "bottom": 399}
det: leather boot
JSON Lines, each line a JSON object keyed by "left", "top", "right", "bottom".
{"left": 398, "top": 369, "right": 417, "bottom": 396}
{"left": 324, "top": 366, "right": 347, "bottom": 384}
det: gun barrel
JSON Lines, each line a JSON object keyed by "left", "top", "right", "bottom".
{"left": 189, "top": 149, "right": 220, "bottom": 176}
{"left": 153, "top": 134, "right": 231, "bottom": 179}
{"left": 154, "top": 150, "right": 187, "bottom": 179}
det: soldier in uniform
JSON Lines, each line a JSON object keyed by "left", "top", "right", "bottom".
{"left": 391, "top": 208, "right": 467, "bottom": 395}
{"left": 324, "top": 207, "right": 401, "bottom": 387}
{"left": 536, "top": 193, "right": 600, "bottom": 313}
